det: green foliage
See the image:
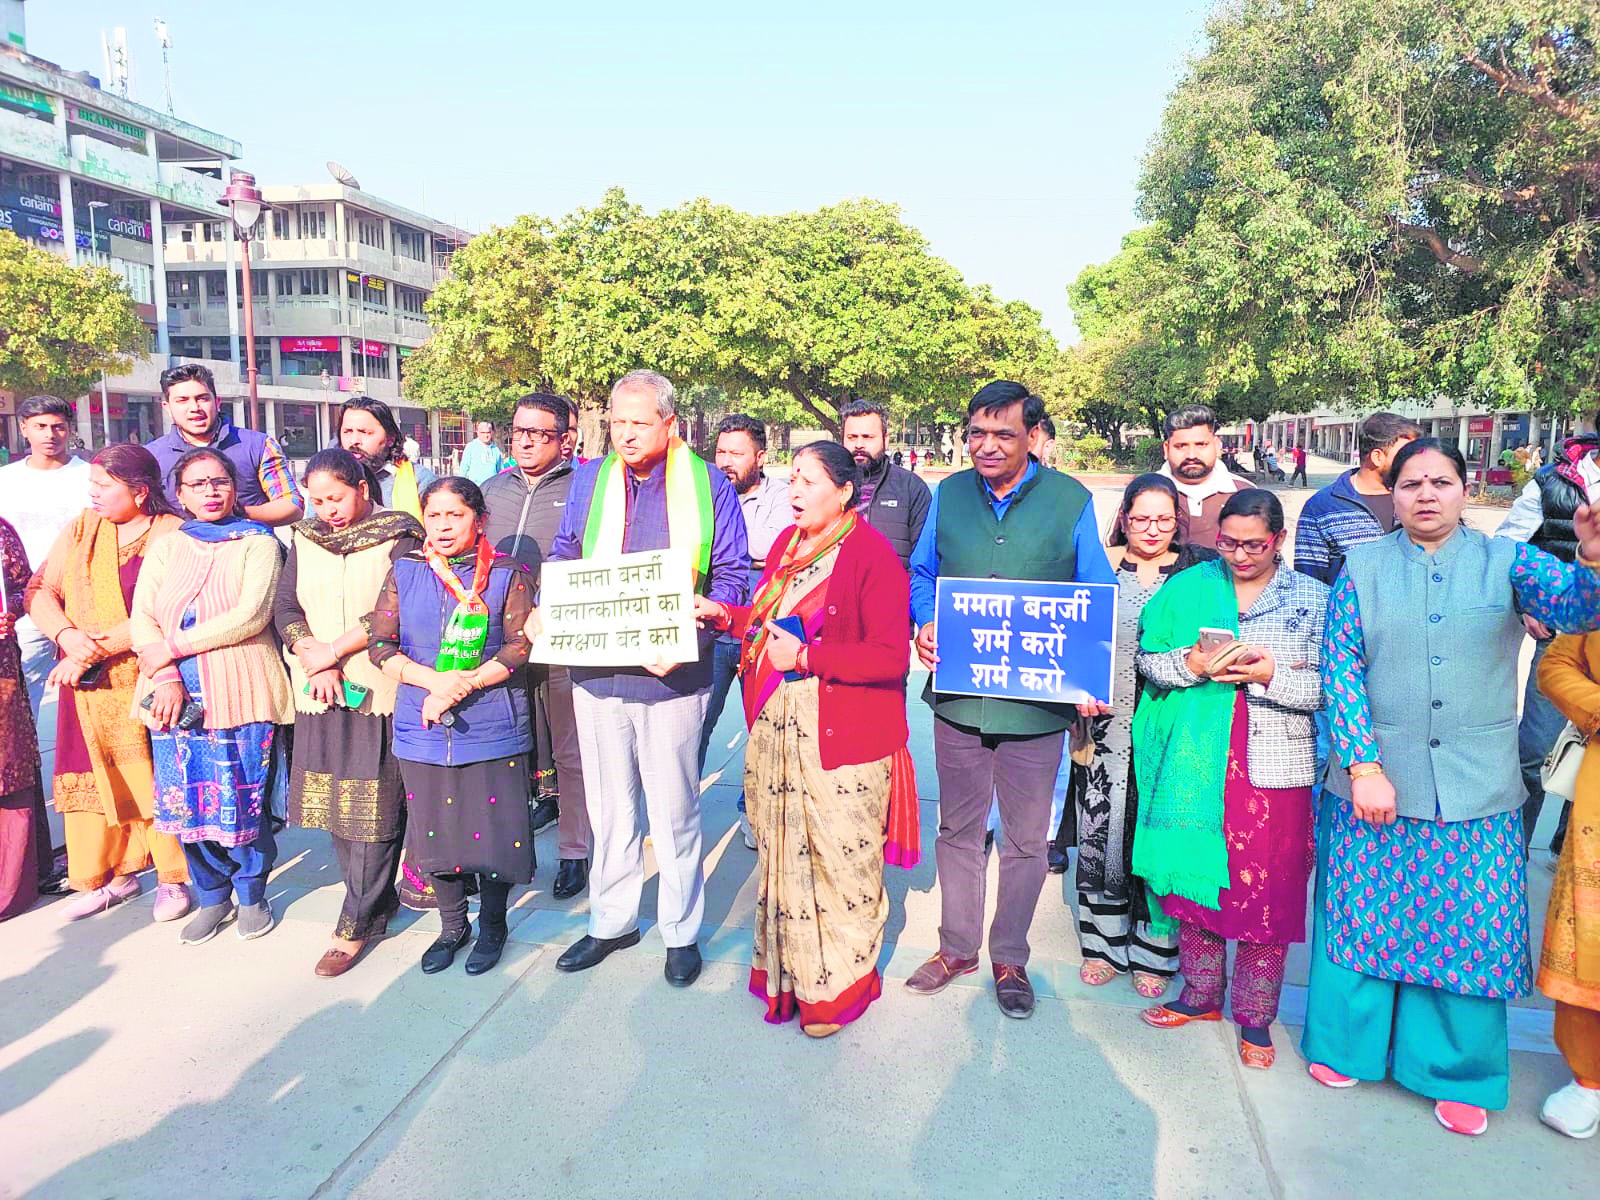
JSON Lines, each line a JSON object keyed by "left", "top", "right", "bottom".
{"left": 1125, "top": 0, "right": 1600, "bottom": 420}
{"left": 1134, "top": 435, "right": 1166, "bottom": 470}
{"left": 0, "top": 231, "right": 145, "bottom": 399}
{"left": 1057, "top": 432, "right": 1115, "bottom": 473}
{"left": 408, "top": 190, "right": 1058, "bottom": 437}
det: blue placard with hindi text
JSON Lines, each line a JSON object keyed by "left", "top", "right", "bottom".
{"left": 932, "top": 577, "right": 1117, "bottom": 706}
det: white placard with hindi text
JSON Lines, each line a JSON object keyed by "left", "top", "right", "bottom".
{"left": 527, "top": 547, "right": 699, "bottom": 667}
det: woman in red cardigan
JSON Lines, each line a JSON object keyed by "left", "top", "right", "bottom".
{"left": 697, "top": 440, "right": 912, "bottom": 1037}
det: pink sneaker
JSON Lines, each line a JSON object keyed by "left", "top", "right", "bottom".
{"left": 152, "top": 883, "right": 192, "bottom": 923}
{"left": 1434, "top": 1100, "right": 1489, "bottom": 1136}
{"left": 1309, "top": 1062, "right": 1359, "bottom": 1089}
{"left": 63, "top": 875, "right": 141, "bottom": 921}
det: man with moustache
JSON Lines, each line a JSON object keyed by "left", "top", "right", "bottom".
{"left": 1158, "top": 404, "right": 1246, "bottom": 549}
{"left": 482, "top": 393, "right": 591, "bottom": 898}
{"left": 840, "top": 400, "right": 931, "bottom": 569}
{"left": 698, "top": 414, "right": 791, "bottom": 849}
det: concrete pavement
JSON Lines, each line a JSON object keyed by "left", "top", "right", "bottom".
{"left": 1, "top": 471, "right": 1592, "bottom": 1200}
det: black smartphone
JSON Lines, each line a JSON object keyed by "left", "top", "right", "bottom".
{"left": 140, "top": 691, "right": 205, "bottom": 730}
{"left": 75, "top": 660, "right": 107, "bottom": 687}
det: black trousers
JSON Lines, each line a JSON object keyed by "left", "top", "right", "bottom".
{"left": 431, "top": 872, "right": 511, "bottom": 936}
{"left": 332, "top": 828, "right": 405, "bottom": 940}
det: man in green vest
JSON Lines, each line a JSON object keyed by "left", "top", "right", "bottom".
{"left": 905, "top": 381, "right": 1115, "bottom": 1018}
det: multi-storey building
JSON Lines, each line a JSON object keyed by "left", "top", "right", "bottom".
{"left": 0, "top": 32, "right": 241, "bottom": 450}
{"left": 161, "top": 184, "right": 470, "bottom": 464}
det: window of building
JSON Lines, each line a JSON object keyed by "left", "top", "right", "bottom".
{"left": 297, "top": 208, "right": 327, "bottom": 240}
{"left": 394, "top": 224, "right": 427, "bottom": 262}
{"left": 276, "top": 271, "right": 296, "bottom": 298}
{"left": 253, "top": 337, "right": 273, "bottom": 381}
{"left": 179, "top": 224, "right": 194, "bottom": 243}
{"left": 279, "top": 348, "right": 340, "bottom": 379}
{"left": 363, "top": 278, "right": 387, "bottom": 308}
{"left": 171, "top": 336, "right": 204, "bottom": 358}
{"left": 204, "top": 271, "right": 227, "bottom": 300}
{"left": 346, "top": 271, "right": 360, "bottom": 301}
{"left": 355, "top": 215, "right": 385, "bottom": 248}
{"left": 300, "top": 269, "right": 328, "bottom": 296}
{"left": 272, "top": 210, "right": 290, "bottom": 240}
{"left": 208, "top": 337, "right": 234, "bottom": 361}
{"left": 275, "top": 402, "right": 320, "bottom": 457}
{"left": 201, "top": 221, "right": 227, "bottom": 242}
{"left": 364, "top": 348, "right": 392, "bottom": 380}
{"left": 168, "top": 273, "right": 200, "bottom": 301}
{"left": 395, "top": 285, "right": 426, "bottom": 317}
{"left": 250, "top": 270, "right": 268, "bottom": 297}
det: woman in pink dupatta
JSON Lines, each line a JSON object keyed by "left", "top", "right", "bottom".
{"left": 698, "top": 442, "right": 914, "bottom": 1038}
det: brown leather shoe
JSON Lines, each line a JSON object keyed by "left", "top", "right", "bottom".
{"left": 905, "top": 952, "right": 980, "bottom": 995}
{"left": 314, "top": 945, "right": 364, "bottom": 978}
{"left": 993, "top": 962, "right": 1035, "bottom": 1018}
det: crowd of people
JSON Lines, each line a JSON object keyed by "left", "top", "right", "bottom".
{"left": 2, "top": 369, "right": 1599, "bottom": 1144}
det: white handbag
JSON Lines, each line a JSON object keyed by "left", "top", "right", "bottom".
{"left": 1542, "top": 720, "right": 1588, "bottom": 802}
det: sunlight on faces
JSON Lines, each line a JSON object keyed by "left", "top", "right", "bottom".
{"left": 1216, "top": 514, "right": 1283, "bottom": 583}
{"left": 423, "top": 485, "right": 482, "bottom": 557}
{"left": 715, "top": 430, "right": 765, "bottom": 495}
{"left": 340, "top": 410, "right": 393, "bottom": 463}
{"left": 788, "top": 450, "right": 851, "bottom": 536}
{"left": 306, "top": 470, "right": 371, "bottom": 531}
{"left": 163, "top": 379, "right": 220, "bottom": 440}
{"left": 608, "top": 387, "right": 674, "bottom": 471}
{"left": 1392, "top": 448, "right": 1466, "bottom": 544}
{"left": 509, "top": 409, "right": 564, "bottom": 476}
{"left": 1123, "top": 489, "right": 1180, "bottom": 559}
{"left": 177, "top": 455, "right": 236, "bottom": 522}
{"left": 842, "top": 414, "right": 886, "bottom": 468}
{"left": 22, "top": 412, "right": 71, "bottom": 460}
{"left": 967, "top": 402, "right": 1032, "bottom": 484}
{"left": 1165, "top": 424, "right": 1219, "bottom": 482}
{"left": 88, "top": 463, "right": 147, "bottom": 523}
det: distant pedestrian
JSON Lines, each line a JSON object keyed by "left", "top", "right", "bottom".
{"left": 1289, "top": 445, "right": 1307, "bottom": 486}
{"left": 458, "top": 420, "right": 509, "bottom": 484}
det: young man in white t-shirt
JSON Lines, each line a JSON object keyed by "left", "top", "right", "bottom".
{"left": 0, "top": 395, "right": 90, "bottom": 890}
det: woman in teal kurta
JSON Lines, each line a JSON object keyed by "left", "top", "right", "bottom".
{"left": 1305, "top": 438, "right": 1600, "bottom": 1137}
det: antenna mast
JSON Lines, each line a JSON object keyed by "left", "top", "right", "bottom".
{"left": 155, "top": 19, "right": 174, "bottom": 115}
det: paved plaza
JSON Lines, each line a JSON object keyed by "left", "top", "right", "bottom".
{"left": 1, "top": 457, "right": 1593, "bottom": 1199}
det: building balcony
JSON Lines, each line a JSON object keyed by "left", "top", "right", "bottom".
{"left": 155, "top": 161, "right": 227, "bottom": 217}
{"left": 0, "top": 104, "right": 69, "bottom": 171}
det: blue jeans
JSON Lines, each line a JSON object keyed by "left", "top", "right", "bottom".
{"left": 1518, "top": 637, "right": 1569, "bottom": 850}
{"left": 697, "top": 636, "right": 745, "bottom": 813}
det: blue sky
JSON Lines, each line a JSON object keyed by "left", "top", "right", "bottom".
{"left": 29, "top": 1, "right": 1211, "bottom": 340}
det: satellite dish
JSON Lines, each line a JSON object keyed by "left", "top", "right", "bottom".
{"left": 327, "top": 161, "right": 361, "bottom": 189}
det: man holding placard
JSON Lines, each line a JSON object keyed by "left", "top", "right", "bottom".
{"left": 528, "top": 370, "right": 749, "bottom": 988}
{"left": 906, "top": 381, "right": 1116, "bottom": 1019}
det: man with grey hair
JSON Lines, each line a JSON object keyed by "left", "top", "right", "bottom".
{"left": 534, "top": 369, "right": 750, "bottom": 987}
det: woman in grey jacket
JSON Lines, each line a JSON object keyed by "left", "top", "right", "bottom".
{"left": 1133, "top": 489, "right": 1327, "bottom": 1070}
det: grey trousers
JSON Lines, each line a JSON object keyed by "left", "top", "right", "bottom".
{"left": 536, "top": 665, "right": 593, "bottom": 862}
{"left": 572, "top": 684, "right": 708, "bottom": 947}
{"left": 933, "top": 717, "right": 1066, "bottom": 965}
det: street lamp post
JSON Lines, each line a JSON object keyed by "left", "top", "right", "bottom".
{"left": 219, "top": 170, "right": 267, "bottom": 431}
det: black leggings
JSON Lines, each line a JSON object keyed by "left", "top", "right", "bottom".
{"left": 430, "top": 872, "right": 511, "bottom": 937}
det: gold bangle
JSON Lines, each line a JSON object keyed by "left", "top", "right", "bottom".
{"left": 1348, "top": 763, "right": 1385, "bottom": 781}
{"left": 1579, "top": 549, "right": 1600, "bottom": 571}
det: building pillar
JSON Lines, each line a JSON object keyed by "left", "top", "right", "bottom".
{"left": 340, "top": 336, "right": 353, "bottom": 380}
{"left": 334, "top": 200, "right": 347, "bottom": 252}
{"left": 56, "top": 170, "right": 76, "bottom": 265}
{"left": 224, "top": 228, "right": 241, "bottom": 367}
{"left": 1456, "top": 415, "right": 1470, "bottom": 454}
{"left": 148, "top": 198, "right": 170, "bottom": 356}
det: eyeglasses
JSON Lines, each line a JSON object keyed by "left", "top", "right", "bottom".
{"left": 510, "top": 426, "right": 561, "bottom": 444}
{"left": 1216, "top": 534, "right": 1274, "bottom": 555}
{"left": 179, "top": 477, "right": 232, "bottom": 493}
{"left": 1125, "top": 514, "right": 1177, "bottom": 531}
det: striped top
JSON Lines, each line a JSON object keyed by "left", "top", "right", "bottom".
{"left": 129, "top": 530, "right": 294, "bottom": 730}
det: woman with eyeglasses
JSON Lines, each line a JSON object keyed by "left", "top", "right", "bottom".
{"left": 1303, "top": 438, "right": 1600, "bottom": 1137}
{"left": 1132, "top": 488, "right": 1326, "bottom": 1070}
{"left": 1074, "top": 475, "right": 1217, "bottom": 999}
{"left": 130, "top": 448, "right": 293, "bottom": 945}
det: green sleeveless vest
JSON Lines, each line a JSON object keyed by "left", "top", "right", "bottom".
{"left": 927, "top": 467, "right": 1091, "bottom": 736}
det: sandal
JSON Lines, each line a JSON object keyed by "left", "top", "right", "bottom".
{"left": 1079, "top": 960, "right": 1118, "bottom": 987}
{"left": 802, "top": 1022, "right": 842, "bottom": 1039}
{"left": 1132, "top": 971, "right": 1168, "bottom": 999}
{"left": 1140, "top": 1004, "right": 1222, "bottom": 1029}
{"left": 1239, "top": 1039, "right": 1276, "bottom": 1070}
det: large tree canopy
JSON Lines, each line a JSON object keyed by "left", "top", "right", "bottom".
{"left": 0, "top": 231, "right": 145, "bottom": 400}
{"left": 407, "top": 189, "right": 1059, "bottom": 442}
{"left": 1087, "top": 0, "right": 1598, "bottom": 428}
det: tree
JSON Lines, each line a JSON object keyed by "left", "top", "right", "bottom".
{"left": 0, "top": 231, "right": 145, "bottom": 400}
{"left": 1134, "top": 0, "right": 1600, "bottom": 420}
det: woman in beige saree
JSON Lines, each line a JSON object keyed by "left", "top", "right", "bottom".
{"left": 26, "top": 445, "right": 189, "bottom": 922}
{"left": 698, "top": 442, "right": 913, "bottom": 1037}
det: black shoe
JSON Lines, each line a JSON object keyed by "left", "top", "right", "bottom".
{"left": 464, "top": 921, "right": 507, "bottom": 975}
{"left": 984, "top": 830, "right": 995, "bottom": 853}
{"left": 1047, "top": 845, "right": 1068, "bottom": 875}
{"left": 665, "top": 943, "right": 702, "bottom": 988}
{"left": 556, "top": 930, "right": 640, "bottom": 973}
{"left": 552, "top": 858, "right": 588, "bottom": 900}
{"left": 420, "top": 925, "right": 472, "bottom": 974}
{"left": 529, "top": 795, "right": 560, "bottom": 833}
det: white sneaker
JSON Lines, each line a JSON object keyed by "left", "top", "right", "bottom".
{"left": 739, "top": 812, "right": 756, "bottom": 850}
{"left": 1541, "top": 1080, "right": 1600, "bottom": 1139}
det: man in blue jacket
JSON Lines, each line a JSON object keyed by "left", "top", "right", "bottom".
{"left": 1293, "top": 412, "right": 1421, "bottom": 584}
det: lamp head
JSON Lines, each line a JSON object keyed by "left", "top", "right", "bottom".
{"left": 219, "top": 169, "right": 267, "bottom": 236}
